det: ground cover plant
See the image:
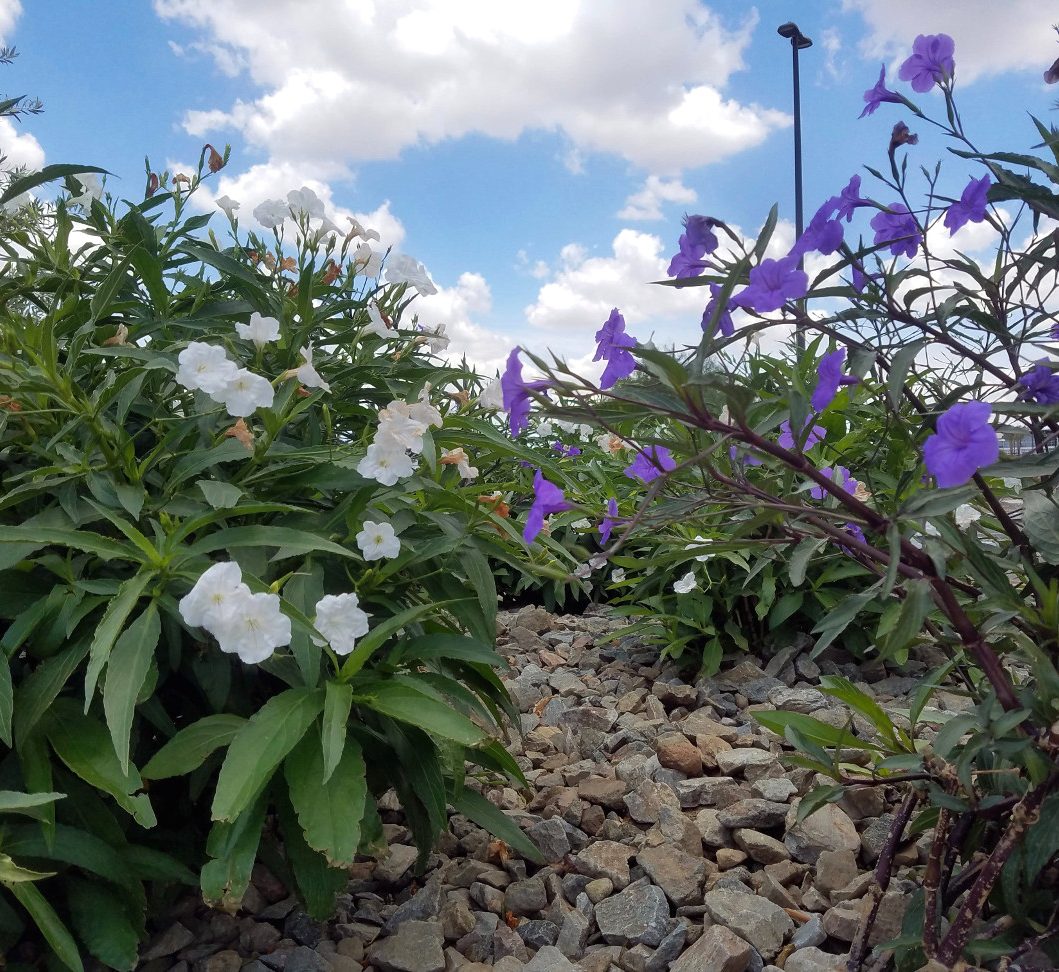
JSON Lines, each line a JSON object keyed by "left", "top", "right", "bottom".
{"left": 502, "top": 36, "right": 1059, "bottom": 969}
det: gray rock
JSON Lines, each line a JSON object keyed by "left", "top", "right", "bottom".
{"left": 367, "top": 920, "right": 445, "bottom": 972}
{"left": 594, "top": 882, "right": 671, "bottom": 947}
{"left": 751, "top": 778, "right": 798, "bottom": 803}
{"left": 675, "top": 776, "right": 744, "bottom": 809}
{"left": 784, "top": 803, "right": 860, "bottom": 864}
{"left": 505, "top": 877, "right": 549, "bottom": 916}
{"left": 636, "top": 845, "right": 706, "bottom": 906}
{"left": 142, "top": 923, "right": 196, "bottom": 960}
{"left": 733, "top": 829, "right": 790, "bottom": 865}
{"left": 524, "top": 945, "right": 580, "bottom": 972}
{"left": 702, "top": 888, "right": 794, "bottom": 960}
{"left": 518, "top": 919, "right": 560, "bottom": 949}
{"left": 528, "top": 817, "right": 572, "bottom": 862}
{"left": 767, "top": 687, "right": 828, "bottom": 713}
{"left": 284, "top": 912, "right": 324, "bottom": 947}
{"left": 441, "top": 899, "right": 477, "bottom": 941}
{"left": 375, "top": 844, "right": 419, "bottom": 883}
{"left": 282, "top": 948, "right": 333, "bottom": 972}
{"left": 385, "top": 875, "right": 444, "bottom": 932}
{"left": 560, "top": 707, "right": 619, "bottom": 732}
{"left": 784, "top": 946, "right": 847, "bottom": 972}
{"left": 556, "top": 908, "right": 591, "bottom": 958}
{"left": 695, "top": 808, "right": 732, "bottom": 849}
{"left": 814, "top": 850, "right": 860, "bottom": 896}
{"left": 573, "top": 840, "right": 636, "bottom": 889}
{"left": 671, "top": 924, "right": 753, "bottom": 972}
{"left": 718, "top": 799, "right": 789, "bottom": 829}
{"left": 624, "top": 779, "right": 680, "bottom": 824}
{"left": 822, "top": 902, "right": 861, "bottom": 942}
{"left": 653, "top": 681, "right": 698, "bottom": 707}
{"left": 791, "top": 915, "right": 826, "bottom": 948}
{"left": 716, "top": 749, "right": 775, "bottom": 776}
{"left": 645, "top": 922, "right": 687, "bottom": 972}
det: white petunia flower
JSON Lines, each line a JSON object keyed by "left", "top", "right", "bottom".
{"left": 573, "top": 563, "right": 592, "bottom": 579}
{"left": 357, "top": 440, "right": 417, "bottom": 485}
{"left": 68, "top": 174, "right": 102, "bottom": 209}
{"left": 673, "top": 571, "right": 698, "bottom": 594}
{"left": 212, "top": 589, "right": 291, "bottom": 664}
{"left": 294, "top": 345, "right": 331, "bottom": 392}
{"left": 411, "top": 389, "right": 444, "bottom": 429}
{"left": 313, "top": 593, "right": 371, "bottom": 655}
{"left": 365, "top": 302, "right": 393, "bottom": 338}
{"left": 351, "top": 242, "right": 382, "bottom": 278}
{"left": 356, "top": 520, "right": 401, "bottom": 560}
{"left": 684, "top": 536, "right": 714, "bottom": 562}
{"left": 478, "top": 378, "right": 504, "bottom": 411}
{"left": 570, "top": 519, "right": 591, "bottom": 530}
{"left": 235, "top": 312, "right": 280, "bottom": 348}
{"left": 589, "top": 556, "right": 607, "bottom": 570}
{"left": 347, "top": 216, "right": 381, "bottom": 242}
{"left": 611, "top": 568, "right": 626, "bottom": 583}
{"left": 536, "top": 419, "right": 555, "bottom": 438}
{"left": 422, "top": 323, "right": 450, "bottom": 353}
{"left": 218, "top": 368, "right": 275, "bottom": 417}
{"left": 378, "top": 404, "right": 431, "bottom": 452}
{"left": 178, "top": 561, "right": 248, "bottom": 631}
{"left": 177, "top": 342, "right": 240, "bottom": 396}
{"left": 215, "top": 195, "right": 240, "bottom": 221}
{"left": 385, "top": 253, "right": 437, "bottom": 296}
{"left": 319, "top": 215, "right": 342, "bottom": 236}
{"left": 954, "top": 504, "right": 982, "bottom": 529}
{"left": 253, "top": 198, "right": 289, "bottom": 229}
{"left": 287, "top": 186, "right": 324, "bottom": 219}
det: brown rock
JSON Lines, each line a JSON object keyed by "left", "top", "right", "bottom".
{"left": 696, "top": 734, "right": 733, "bottom": 769}
{"left": 815, "top": 849, "right": 860, "bottom": 896}
{"left": 716, "top": 848, "right": 748, "bottom": 870}
{"left": 656, "top": 732, "right": 703, "bottom": 776}
{"left": 784, "top": 803, "right": 860, "bottom": 864}
{"left": 636, "top": 845, "right": 707, "bottom": 906}
{"left": 734, "top": 829, "right": 790, "bottom": 864}
{"left": 670, "top": 924, "right": 752, "bottom": 972}
{"left": 577, "top": 776, "right": 628, "bottom": 810}
{"left": 682, "top": 710, "right": 739, "bottom": 742}
{"left": 573, "top": 840, "right": 636, "bottom": 890}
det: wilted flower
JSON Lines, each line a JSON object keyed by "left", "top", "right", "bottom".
{"left": 860, "top": 64, "right": 903, "bottom": 118}
{"left": 365, "top": 302, "right": 393, "bottom": 338}
{"left": 573, "top": 563, "right": 592, "bottom": 579}
{"left": 524, "top": 470, "right": 572, "bottom": 543}
{"left": 673, "top": 571, "right": 698, "bottom": 594}
{"left": 597, "top": 431, "right": 626, "bottom": 454}
{"left": 441, "top": 447, "right": 479, "bottom": 480}
{"left": 943, "top": 175, "right": 991, "bottom": 235}
{"left": 292, "top": 345, "right": 331, "bottom": 392}
{"left": 421, "top": 322, "right": 450, "bottom": 353}
{"left": 235, "top": 312, "right": 280, "bottom": 348}
{"left": 667, "top": 214, "right": 719, "bottom": 279}
{"left": 571, "top": 518, "right": 592, "bottom": 530}
{"left": 356, "top": 520, "right": 401, "bottom": 560}
{"left": 791, "top": 206, "right": 844, "bottom": 258}
{"left": 624, "top": 445, "right": 676, "bottom": 483}
{"left": 204, "top": 143, "right": 225, "bottom": 173}
{"left": 177, "top": 342, "right": 240, "bottom": 396}
{"left": 870, "top": 203, "right": 922, "bottom": 258}
{"left": 218, "top": 369, "right": 275, "bottom": 417}
{"left": 899, "top": 33, "right": 955, "bottom": 93}
{"left": 385, "top": 253, "right": 438, "bottom": 296}
{"left": 347, "top": 216, "right": 382, "bottom": 242}
{"left": 501, "top": 348, "right": 549, "bottom": 438}
{"left": 888, "top": 121, "right": 919, "bottom": 154}
{"left": 103, "top": 323, "right": 129, "bottom": 347}
{"left": 923, "top": 401, "right": 998, "bottom": 488}
{"left": 313, "top": 593, "right": 371, "bottom": 655}
{"left": 832, "top": 175, "right": 867, "bottom": 222}
{"left": 735, "top": 256, "right": 808, "bottom": 314}
{"left": 225, "top": 418, "right": 254, "bottom": 449}
{"left": 215, "top": 195, "right": 240, "bottom": 221}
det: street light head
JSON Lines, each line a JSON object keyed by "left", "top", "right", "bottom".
{"left": 777, "top": 22, "right": 813, "bottom": 49}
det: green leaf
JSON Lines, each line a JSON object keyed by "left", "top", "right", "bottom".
{"left": 450, "top": 788, "right": 543, "bottom": 864}
{"left": 321, "top": 682, "right": 353, "bottom": 784}
{"left": 201, "top": 791, "right": 267, "bottom": 911}
{"left": 1024, "top": 792, "right": 1059, "bottom": 883}
{"left": 89, "top": 254, "right": 134, "bottom": 326}
{"left": 887, "top": 339, "right": 929, "bottom": 408}
{"left": 212, "top": 688, "right": 323, "bottom": 822}
{"left": 141, "top": 714, "right": 246, "bottom": 779}
{"left": 0, "top": 163, "right": 108, "bottom": 206}
{"left": 795, "top": 784, "right": 846, "bottom": 823}
{"left": 819, "top": 675, "right": 903, "bottom": 749}
{"left": 339, "top": 601, "right": 452, "bottom": 679}
{"left": 810, "top": 587, "right": 878, "bottom": 656}
{"left": 285, "top": 727, "right": 366, "bottom": 866}
{"left": 66, "top": 878, "right": 140, "bottom": 971}
{"left": 788, "top": 538, "right": 822, "bottom": 587}
{"left": 1024, "top": 491, "right": 1059, "bottom": 564}
{"left": 276, "top": 790, "right": 349, "bottom": 920}
{"left": 7, "top": 882, "right": 83, "bottom": 972}
{"left": 43, "top": 703, "right": 156, "bottom": 828}
{"left": 197, "top": 480, "right": 245, "bottom": 509}
{"left": 103, "top": 601, "right": 160, "bottom": 773}
{"left": 14, "top": 639, "right": 91, "bottom": 748}
{"left": 85, "top": 570, "right": 155, "bottom": 707}
{"left": 752, "top": 709, "right": 880, "bottom": 752}
{"left": 0, "top": 654, "right": 12, "bottom": 747}
{"left": 460, "top": 546, "right": 498, "bottom": 644}
{"left": 0, "top": 791, "right": 65, "bottom": 817}
{"left": 932, "top": 712, "right": 978, "bottom": 759}
{"left": 0, "top": 854, "right": 55, "bottom": 882}
{"left": 183, "top": 525, "right": 358, "bottom": 562}
{"left": 358, "top": 681, "right": 487, "bottom": 746}
{"left": 0, "top": 525, "right": 132, "bottom": 563}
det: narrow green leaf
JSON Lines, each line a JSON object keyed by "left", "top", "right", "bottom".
{"left": 0, "top": 163, "right": 108, "bottom": 206}
{"left": 85, "top": 570, "right": 155, "bottom": 707}
{"left": 197, "top": 480, "right": 244, "bottom": 509}
{"left": 788, "top": 538, "right": 821, "bottom": 587}
{"left": 752, "top": 709, "right": 880, "bottom": 752}
{"left": 8, "top": 882, "right": 83, "bottom": 972}
{"left": 339, "top": 601, "right": 451, "bottom": 679}
{"left": 358, "top": 681, "right": 487, "bottom": 746}
{"left": 14, "top": 639, "right": 91, "bottom": 748}
{"left": 103, "top": 602, "right": 160, "bottom": 773}
{"left": 321, "top": 682, "right": 353, "bottom": 784}
{"left": 141, "top": 714, "right": 246, "bottom": 780}
{"left": 819, "top": 675, "right": 902, "bottom": 749}
{"left": 0, "top": 791, "right": 65, "bottom": 816}
{"left": 66, "top": 878, "right": 140, "bottom": 971}
{"left": 795, "top": 784, "right": 846, "bottom": 823}
{"left": 0, "top": 655, "right": 12, "bottom": 747}
{"left": 450, "top": 788, "right": 543, "bottom": 863}
{"left": 201, "top": 791, "right": 267, "bottom": 911}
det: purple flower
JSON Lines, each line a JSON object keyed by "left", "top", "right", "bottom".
{"left": 851, "top": 263, "right": 869, "bottom": 293}
{"left": 833, "top": 175, "right": 866, "bottom": 223}
{"left": 624, "top": 445, "right": 676, "bottom": 483}
{"left": 501, "top": 348, "right": 549, "bottom": 437}
{"left": 923, "top": 401, "right": 998, "bottom": 488}
{"left": 524, "top": 469, "right": 572, "bottom": 543}
{"left": 1052, "top": 320, "right": 1059, "bottom": 341}
{"left": 860, "top": 64, "right": 903, "bottom": 118}
{"left": 701, "top": 284, "right": 735, "bottom": 337}
{"left": 778, "top": 420, "right": 826, "bottom": 451}
{"left": 594, "top": 308, "right": 638, "bottom": 390}
{"left": 843, "top": 522, "right": 867, "bottom": 547}
{"left": 899, "top": 33, "right": 955, "bottom": 93}
{"left": 735, "top": 256, "right": 808, "bottom": 314}
{"left": 791, "top": 207, "right": 844, "bottom": 259}
{"left": 1019, "top": 360, "right": 1059, "bottom": 405}
{"left": 729, "top": 446, "right": 763, "bottom": 467}
{"left": 870, "top": 203, "right": 922, "bottom": 259}
{"left": 943, "top": 175, "right": 991, "bottom": 235}
{"left": 810, "top": 348, "right": 847, "bottom": 412}
{"left": 552, "top": 441, "right": 583, "bottom": 456}
{"left": 599, "top": 497, "right": 619, "bottom": 546}
{"left": 810, "top": 465, "right": 857, "bottom": 500}
{"left": 667, "top": 214, "right": 719, "bottom": 279}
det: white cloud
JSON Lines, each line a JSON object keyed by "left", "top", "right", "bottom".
{"left": 155, "top": 0, "right": 789, "bottom": 174}
{"left": 0, "top": 117, "right": 44, "bottom": 171}
{"left": 414, "top": 272, "right": 513, "bottom": 374}
{"left": 0, "top": 0, "right": 20, "bottom": 44}
{"left": 618, "top": 175, "right": 697, "bottom": 221}
{"left": 845, "top": 0, "right": 1058, "bottom": 84}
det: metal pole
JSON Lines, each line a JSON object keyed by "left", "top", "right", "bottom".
{"left": 778, "top": 22, "right": 812, "bottom": 352}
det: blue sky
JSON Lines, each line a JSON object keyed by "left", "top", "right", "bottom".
{"left": 3, "top": 0, "right": 1058, "bottom": 372}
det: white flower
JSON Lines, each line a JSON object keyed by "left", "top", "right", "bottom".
{"left": 3, "top": 191, "right": 31, "bottom": 214}
{"left": 294, "top": 345, "right": 331, "bottom": 392}
{"left": 611, "top": 568, "right": 626, "bottom": 583}
{"left": 684, "top": 536, "right": 714, "bottom": 562}
{"left": 570, "top": 518, "right": 591, "bottom": 530}
{"left": 215, "top": 195, "right": 240, "bottom": 220}
{"left": 596, "top": 431, "right": 625, "bottom": 454}
{"left": 378, "top": 404, "right": 431, "bottom": 452}
{"left": 412, "top": 389, "right": 444, "bottom": 429}
{"left": 385, "top": 253, "right": 437, "bottom": 296}
{"left": 365, "top": 303, "right": 393, "bottom": 339}
{"left": 356, "top": 520, "right": 401, "bottom": 560}
{"left": 536, "top": 419, "right": 555, "bottom": 438}
{"left": 287, "top": 186, "right": 324, "bottom": 219}
{"left": 253, "top": 198, "right": 288, "bottom": 229}
{"left": 347, "top": 216, "right": 381, "bottom": 242}
{"left": 954, "top": 504, "right": 982, "bottom": 529}
{"left": 235, "top": 312, "right": 280, "bottom": 348}
{"left": 178, "top": 562, "right": 248, "bottom": 631}
{"left": 319, "top": 215, "right": 342, "bottom": 236}
{"left": 421, "top": 323, "right": 449, "bottom": 353}
{"left": 313, "top": 593, "right": 371, "bottom": 655}
{"left": 441, "top": 447, "right": 478, "bottom": 480}
{"left": 212, "top": 589, "right": 291, "bottom": 664}
{"left": 352, "top": 243, "right": 382, "bottom": 278}
{"left": 177, "top": 342, "right": 240, "bottom": 396}
{"left": 673, "top": 571, "right": 698, "bottom": 594}
{"left": 589, "top": 556, "right": 607, "bottom": 570}
{"left": 573, "top": 563, "right": 592, "bottom": 579}
{"left": 357, "top": 440, "right": 417, "bottom": 485}
{"left": 218, "top": 368, "right": 275, "bottom": 417}
{"left": 478, "top": 378, "right": 505, "bottom": 411}
{"left": 68, "top": 174, "right": 102, "bottom": 209}
{"left": 577, "top": 423, "right": 593, "bottom": 440}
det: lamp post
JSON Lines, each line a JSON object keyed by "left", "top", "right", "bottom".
{"left": 777, "top": 22, "right": 812, "bottom": 351}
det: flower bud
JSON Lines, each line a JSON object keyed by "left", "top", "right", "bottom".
{"left": 889, "top": 121, "right": 919, "bottom": 152}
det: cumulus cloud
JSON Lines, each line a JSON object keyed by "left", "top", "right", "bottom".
{"left": 845, "top": 0, "right": 1058, "bottom": 84}
{"left": 0, "top": 116, "right": 44, "bottom": 171}
{"left": 155, "top": 0, "right": 789, "bottom": 174}
{"left": 0, "top": 0, "right": 20, "bottom": 44}
{"left": 618, "top": 175, "right": 697, "bottom": 221}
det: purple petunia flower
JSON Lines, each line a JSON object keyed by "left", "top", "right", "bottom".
{"left": 791, "top": 207, "right": 844, "bottom": 259}
{"left": 833, "top": 175, "right": 867, "bottom": 223}
{"left": 778, "top": 420, "right": 826, "bottom": 451}
{"left": 843, "top": 522, "right": 867, "bottom": 546}
{"left": 923, "top": 401, "right": 998, "bottom": 488}
{"left": 684, "top": 215, "right": 719, "bottom": 253}
{"left": 552, "top": 441, "right": 583, "bottom": 457}
{"left": 701, "top": 284, "right": 735, "bottom": 337}
{"left": 1019, "top": 360, "right": 1059, "bottom": 405}
{"left": 899, "top": 33, "right": 955, "bottom": 93}
{"left": 593, "top": 308, "right": 638, "bottom": 390}
{"left": 851, "top": 263, "right": 869, "bottom": 293}
{"left": 810, "top": 465, "right": 858, "bottom": 500}
{"left": 624, "top": 445, "right": 677, "bottom": 483}
{"left": 810, "top": 348, "right": 848, "bottom": 412}
{"left": 501, "top": 348, "right": 549, "bottom": 438}
{"left": 735, "top": 256, "right": 808, "bottom": 314}
{"left": 599, "top": 497, "right": 619, "bottom": 546}
{"left": 667, "top": 214, "right": 719, "bottom": 279}
{"left": 943, "top": 175, "right": 991, "bottom": 235}
{"left": 523, "top": 469, "right": 572, "bottom": 543}
{"left": 860, "top": 64, "right": 903, "bottom": 118}
{"left": 729, "top": 445, "right": 763, "bottom": 467}
{"left": 870, "top": 203, "right": 922, "bottom": 259}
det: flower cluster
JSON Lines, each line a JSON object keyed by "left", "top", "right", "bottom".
{"left": 594, "top": 309, "right": 638, "bottom": 390}
{"left": 357, "top": 389, "right": 444, "bottom": 485}
{"left": 667, "top": 214, "right": 719, "bottom": 279}
{"left": 176, "top": 341, "right": 275, "bottom": 417}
